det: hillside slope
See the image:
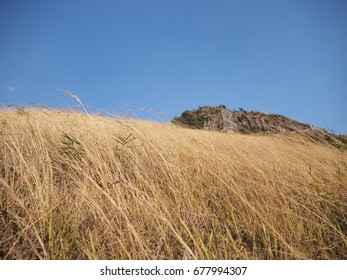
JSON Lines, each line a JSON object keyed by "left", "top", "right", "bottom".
{"left": 0, "top": 109, "right": 346, "bottom": 259}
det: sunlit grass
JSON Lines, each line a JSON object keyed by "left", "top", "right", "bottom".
{"left": 0, "top": 108, "right": 346, "bottom": 259}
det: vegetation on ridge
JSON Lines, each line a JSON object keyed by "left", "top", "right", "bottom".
{"left": 0, "top": 108, "right": 347, "bottom": 259}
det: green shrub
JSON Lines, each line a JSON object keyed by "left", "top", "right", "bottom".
{"left": 251, "top": 125, "right": 261, "bottom": 133}
{"left": 172, "top": 111, "right": 208, "bottom": 129}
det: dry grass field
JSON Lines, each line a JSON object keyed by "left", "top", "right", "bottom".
{"left": 0, "top": 108, "right": 346, "bottom": 259}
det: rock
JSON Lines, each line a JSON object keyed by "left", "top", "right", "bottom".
{"left": 172, "top": 105, "right": 347, "bottom": 150}
{"left": 173, "top": 105, "right": 318, "bottom": 134}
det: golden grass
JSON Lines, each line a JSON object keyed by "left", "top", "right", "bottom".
{"left": 0, "top": 108, "right": 346, "bottom": 259}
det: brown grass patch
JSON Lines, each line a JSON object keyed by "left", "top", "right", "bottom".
{"left": 0, "top": 108, "right": 346, "bottom": 259}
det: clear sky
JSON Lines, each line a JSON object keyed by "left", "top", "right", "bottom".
{"left": 1, "top": 0, "right": 346, "bottom": 134}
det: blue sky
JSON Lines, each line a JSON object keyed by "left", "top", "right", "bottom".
{"left": 1, "top": 0, "right": 346, "bottom": 134}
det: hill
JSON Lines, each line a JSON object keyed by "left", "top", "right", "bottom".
{"left": 173, "top": 105, "right": 347, "bottom": 150}
{"left": 0, "top": 108, "right": 346, "bottom": 259}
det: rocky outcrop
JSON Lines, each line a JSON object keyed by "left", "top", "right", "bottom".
{"left": 173, "top": 105, "right": 323, "bottom": 134}
{"left": 172, "top": 105, "right": 347, "bottom": 150}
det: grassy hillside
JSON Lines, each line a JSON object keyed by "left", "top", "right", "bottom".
{"left": 0, "top": 108, "right": 346, "bottom": 259}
